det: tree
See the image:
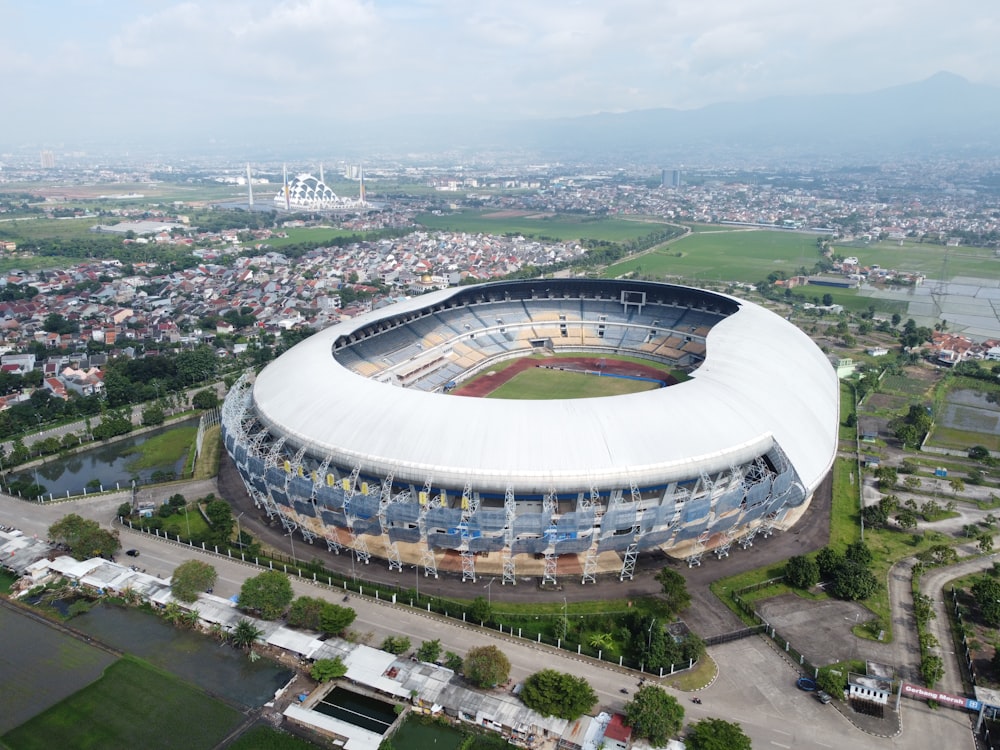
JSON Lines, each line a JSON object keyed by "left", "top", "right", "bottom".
{"left": 623, "top": 685, "right": 684, "bottom": 746}
{"left": 203, "top": 498, "right": 234, "bottom": 547}
{"left": 785, "top": 555, "right": 820, "bottom": 589}
{"left": 970, "top": 446, "right": 991, "bottom": 461}
{"left": 980, "top": 534, "right": 995, "bottom": 554}
{"left": 655, "top": 568, "right": 691, "bottom": 614}
{"left": 230, "top": 618, "right": 264, "bottom": 650}
{"left": 170, "top": 560, "right": 217, "bottom": 603}
{"left": 311, "top": 657, "right": 348, "bottom": 682}
{"left": 238, "top": 570, "right": 293, "bottom": 620}
{"left": 380, "top": 635, "right": 411, "bottom": 655}
{"left": 48, "top": 514, "right": 120, "bottom": 560}
{"left": 444, "top": 651, "right": 463, "bottom": 672}
{"left": 903, "top": 475, "right": 922, "bottom": 491}
{"left": 192, "top": 389, "right": 220, "bottom": 410}
{"left": 468, "top": 595, "right": 492, "bottom": 624}
{"left": 416, "top": 639, "right": 442, "bottom": 663}
{"left": 973, "top": 576, "right": 1000, "bottom": 627}
{"left": 685, "top": 718, "right": 752, "bottom": 750}
{"left": 319, "top": 603, "right": 357, "bottom": 635}
{"left": 874, "top": 465, "right": 898, "bottom": 490}
{"left": 896, "top": 509, "right": 918, "bottom": 530}
{"left": 141, "top": 404, "right": 165, "bottom": 426}
{"left": 464, "top": 645, "right": 510, "bottom": 688}
{"left": 519, "top": 669, "right": 597, "bottom": 721}
{"left": 863, "top": 501, "right": 890, "bottom": 529}
{"left": 288, "top": 596, "right": 326, "bottom": 630}
{"left": 830, "top": 561, "right": 879, "bottom": 601}
{"left": 950, "top": 478, "right": 966, "bottom": 496}
{"left": 920, "top": 655, "right": 944, "bottom": 688}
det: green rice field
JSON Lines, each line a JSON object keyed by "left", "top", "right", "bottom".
{"left": 485, "top": 367, "right": 660, "bottom": 400}
{"left": 833, "top": 239, "right": 1000, "bottom": 281}
{"left": 603, "top": 228, "right": 823, "bottom": 283}
{"left": 2, "top": 655, "right": 242, "bottom": 750}
{"left": 0, "top": 605, "right": 118, "bottom": 735}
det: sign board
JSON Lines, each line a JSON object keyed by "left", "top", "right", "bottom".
{"left": 901, "top": 682, "right": 980, "bottom": 712}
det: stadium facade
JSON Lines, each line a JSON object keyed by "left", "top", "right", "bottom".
{"left": 221, "top": 279, "right": 838, "bottom": 583}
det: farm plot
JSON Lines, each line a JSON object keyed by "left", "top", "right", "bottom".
{"left": 0, "top": 605, "right": 116, "bottom": 735}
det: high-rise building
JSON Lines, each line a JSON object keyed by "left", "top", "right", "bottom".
{"left": 40, "top": 151, "right": 55, "bottom": 169}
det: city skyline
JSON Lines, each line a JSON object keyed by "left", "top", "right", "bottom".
{"left": 2, "top": 1, "right": 998, "bottom": 152}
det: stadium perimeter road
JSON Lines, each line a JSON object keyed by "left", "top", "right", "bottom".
{"left": 0, "top": 489, "right": 973, "bottom": 750}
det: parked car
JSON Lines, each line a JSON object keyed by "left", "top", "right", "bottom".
{"left": 126, "top": 549, "right": 140, "bottom": 557}
{"left": 815, "top": 690, "right": 832, "bottom": 704}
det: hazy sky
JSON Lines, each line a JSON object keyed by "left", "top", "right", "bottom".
{"left": 3, "top": 0, "right": 997, "bottom": 148}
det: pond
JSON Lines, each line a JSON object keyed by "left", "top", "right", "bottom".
{"left": 71, "top": 603, "right": 293, "bottom": 709}
{"left": 10, "top": 419, "right": 198, "bottom": 499}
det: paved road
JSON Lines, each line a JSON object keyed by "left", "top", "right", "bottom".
{"left": 0, "top": 489, "right": 977, "bottom": 749}
{"left": 917, "top": 547, "right": 997, "bottom": 697}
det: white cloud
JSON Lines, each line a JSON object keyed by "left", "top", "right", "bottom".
{"left": 1, "top": 0, "right": 998, "bottom": 144}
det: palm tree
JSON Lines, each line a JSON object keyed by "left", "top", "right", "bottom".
{"left": 162, "top": 602, "right": 183, "bottom": 625}
{"left": 230, "top": 618, "right": 263, "bottom": 651}
{"left": 180, "top": 609, "right": 201, "bottom": 629}
{"left": 588, "top": 632, "right": 614, "bottom": 650}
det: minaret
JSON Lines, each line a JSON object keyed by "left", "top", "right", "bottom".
{"left": 246, "top": 163, "right": 254, "bottom": 208}
{"left": 319, "top": 163, "right": 324, "bottom": 185}
{"left": 359, "top": 165, "right": 366, "bottom": 205}
{"left": 283, "top": 163, "right": 290, "bottom": 211}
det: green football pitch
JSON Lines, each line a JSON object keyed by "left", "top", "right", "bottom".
{"left": 485, "top": 366, "right": 660, "bottom": 400}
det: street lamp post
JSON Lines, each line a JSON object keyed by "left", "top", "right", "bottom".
{"left": 235, "top": 512, "right": 245, "bottom": 549}
{"left": 286, "top": 529, "right": 296, "bottom": 565}
{"left": 484, "top": 577, "right": 495, "bottom": 608}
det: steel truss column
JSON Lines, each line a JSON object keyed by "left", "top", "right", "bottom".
{"left": 417, "top": 479, "right": 439, "bottom": 579}
{"left": 289, "top": 447, "right": 316, "bottom": 543}
{"left": 739, "top": 525, "right": 759, "bottom": 549}
{"left": 343, "top": 464, "right": 370, "bottom": 565}
{"left": 619, "top": 479, "right": 641, "bottom": 581}
{"left": 377, "top": 471, "right": 404, "bottom": 572}
{"left": 312, "top": 454, "right": 342, "bottom": 554}
{"left": 502, "top": 485, "right": 516, "bottom": 586}
{"left": 581, "top": 486, "right": 601, "bottom": 584}
{"left": 686, "top": 531, "right": 710, "bottom": 568}
{"left": 714, "top": 526, "right": 738, "bottom": 559}
{"left": 460, "top": 481, "right": 476, "bottom": 582}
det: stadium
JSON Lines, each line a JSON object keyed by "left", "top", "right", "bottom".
{"left": 221, "top": 279, "right": 839, "bottom": 583}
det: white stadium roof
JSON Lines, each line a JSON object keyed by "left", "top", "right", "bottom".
{"left": 252, "top": 283, "right": 838, "bottom": 495}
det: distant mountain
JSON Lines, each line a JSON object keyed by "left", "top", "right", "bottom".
{"left": 509, "top": 72, "right": 1000, "bottom": 163}
{"left": 179, "top": 72, "right": 1000, "bottom": 165}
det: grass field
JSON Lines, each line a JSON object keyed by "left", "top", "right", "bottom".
{"left": 603, "top": 228, "right": 823, "bottom": 283}
{"left": 227, "top": 725, "right": 321, "bottom": 750}
{"left": 121, "top": 425, "right": 197, "bottom": 471}
{"left": 416, "top": 209, "right": 673, "bottom": 242}
{"left": 260, "top": 225, "right": 371, "bottom": 247}
{"left": 833, "top": 239, "right": 1000, "bottom": 281}
{"left": 485, "top": 367, "right": 660, "bottom": 400}
{"left": 1, "top": 655, "right": 242, "bottom": 750}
